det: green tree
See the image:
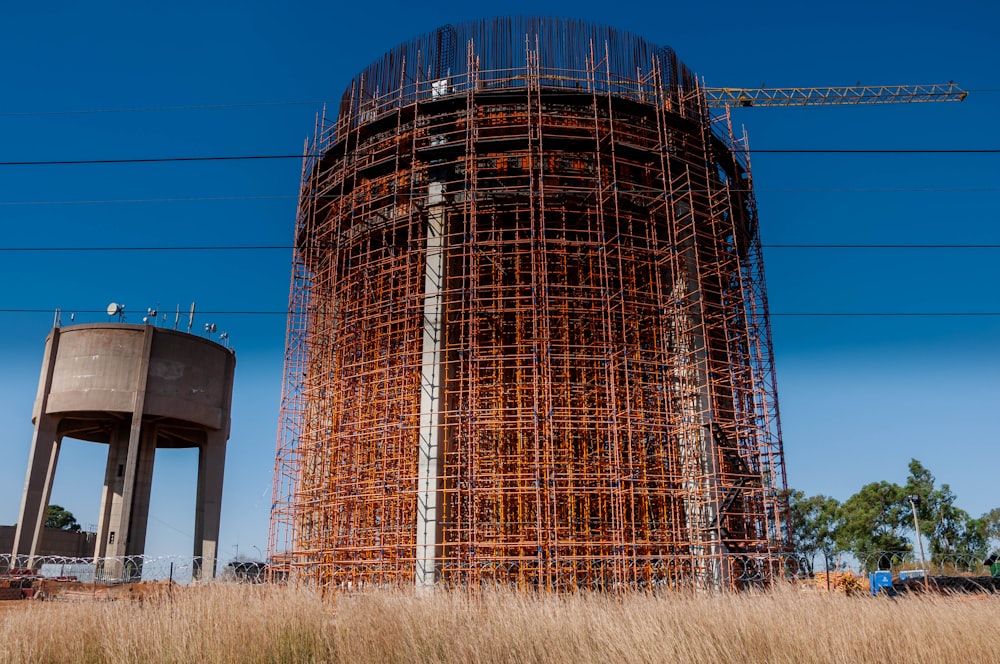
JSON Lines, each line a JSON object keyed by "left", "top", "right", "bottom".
{"left": 836, "top": 481, "right": 910, "bottom": 570}
{"left": 903, "top": 459, "right": 935, "bottom": 503}
{"left": 787, "top": 490, "right": 841, "bottom": 575}
{"left": 982, "top": 507, "right": 1000, "bottom": 551}
{"left": 45, "top": 504, "right": 81, "bottom": 531}
{"left": 926, "top": 484, "right": 987, "bottom": 561}
{"left": 904, "top": 459, "right": 988, "bottom": 562}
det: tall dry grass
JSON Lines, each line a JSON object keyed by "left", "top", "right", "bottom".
{"left": 1, "top": 584, "right": 997, "bottom": 663}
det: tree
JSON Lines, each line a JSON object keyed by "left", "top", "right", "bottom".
{"left": 925, "top": 484, "right": 987, "bottom": 561}
{"left": 982, "top": 507, "right": 1000, "bottom": 552}
{"left": 835, "top": 481, "right": 910, "bottom": 570}
{"left": 904, "top": 459, "right": 988, "bottom": 562}
{"left": 786, "top": 490, "right": 841, "bottom": 576}
{"left": 903, "top": 459, "right": 935, "bottom": 506}
{"left": 45, "top": 504, "right": 81, "bottom": 532}
{"left": 791, "top": 460, "right": 993, "bottom": 571}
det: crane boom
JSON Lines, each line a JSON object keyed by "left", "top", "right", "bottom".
{"left": 703, "top": 83, "right": 967, "bottom": 108}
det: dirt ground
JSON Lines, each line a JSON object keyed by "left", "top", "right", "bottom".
{"left": 0, "top": 579, "right": 177, "bottom": 611}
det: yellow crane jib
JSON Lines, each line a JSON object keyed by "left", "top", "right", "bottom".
{"left": 703, "top": 83, "right": 968, "bottom": 108}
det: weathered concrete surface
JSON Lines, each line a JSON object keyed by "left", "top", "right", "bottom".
{"left": 11, "top": 324, "right": 235, "bottom": 579}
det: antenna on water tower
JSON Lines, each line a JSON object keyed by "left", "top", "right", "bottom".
{"left": 187, "top": 302, "right": 196, "bottom": 334}
{"left": 106, "top": 302, "right": 125, "bottom": 322}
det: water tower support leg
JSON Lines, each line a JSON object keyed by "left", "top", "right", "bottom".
{"left": 194, "top": 434, "right": 227, "bottom": 580}
{"left": 11, "top": 416, "right": 61, "bottom": 565}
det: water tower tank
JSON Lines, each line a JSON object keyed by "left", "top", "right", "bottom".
{"left": 11, "top": 323, "right": 236, "bottom": 580}
{"left": 269, "top": 17, "right": 789, "bottom": 591}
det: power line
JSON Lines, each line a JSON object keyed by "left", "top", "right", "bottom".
{"left": 0, "top": 308, "right": 998, "bottom": 317}
{"left": 0, "top": 244, "right": 1000, "bottom": 253}
{"left": 768, "top": 312, "right": 1000, "bottom": 317}
{"left": 1, "top": 244, "right": 999, "bottom": 253}
{"left": 762, "top": 244, "right": 1000, "bottom": 249}
{"left": 757, "top": 187, "right": 1000, "bottom": 193}
{"left": 0, "top": 308, "right": 288, "bottom": 315}
{"left": 0, "top": 155, "right": 305, "bottom": 166}
{"left": 0, "top": 195, "right": 297, "bottom": 206}
{"left": 751, "top": 149, "right": 1000, "bottom": 154}
{"left": 1, "top": 149, "right": 999, "bottom": 167}
{"left": 0, "top": 245, "right": 290, "bottom": 252}
{"left": 0, "top": 100, "right": 330, "bottom": 117}
{"left": 2, "top": 186, "right": 1000, "bottom": 206}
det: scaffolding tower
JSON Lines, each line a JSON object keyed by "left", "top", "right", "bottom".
{"left": 268, "top": 18, "right": 788, "bottom": 591}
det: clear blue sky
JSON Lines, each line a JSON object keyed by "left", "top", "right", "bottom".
{"left": 1, "top": 0, "right": 997, "bottom": 561}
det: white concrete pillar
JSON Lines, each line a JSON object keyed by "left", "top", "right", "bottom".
{"left": 415, "top": 181, "right": 447, "bottom": 589}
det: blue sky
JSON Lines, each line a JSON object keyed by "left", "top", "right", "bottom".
{"left": 1, "top": 1, "right": 997, "bottom": 561}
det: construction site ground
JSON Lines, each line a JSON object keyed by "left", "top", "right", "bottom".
{"left": 0, "top": 579, "right": 176, "bottom": 606}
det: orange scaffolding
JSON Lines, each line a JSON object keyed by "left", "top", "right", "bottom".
{"left": 268, "top": 18, "right": 788, "bottom": 591}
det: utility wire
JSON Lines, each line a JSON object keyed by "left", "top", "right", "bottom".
{"left": 0, "top": 245, "right": 290, "bottom": 252}
{"left": 0, "top": 309, "right": 997, "bottom": 317}
{"left": 1, "top": 244, "right": 999, "bottom": 252}
{"left": 2, "top": 186, "right": 1000, "bottom": 206}
{"left": 1, "top": 149, "right": 999, "bottom": 167}
{"left": 768, "top": 312, "right": 1000, "bottom": 317}
{"left": 762, "top": 244, "right": 1000, "bottom": 249}
{"left": 0, "top": 100, "right": 329, "bottom": 117}
{"left": 0, "top": 195, "right": 296, "bottom": 206}
{"left": 751, "top": 149, "right": 1000, "bottom": 154}
{"left": 0, "top": 155, "right": 305, "bottom": 166}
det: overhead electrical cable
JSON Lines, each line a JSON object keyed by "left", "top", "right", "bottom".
{"left": 1, "top": 149, "right": 1000, "bottom": 167}
{"left": 0, "top": 100, "right": 330, "bottom": 117}
{"left": 2, "top": 244, "right": 999, "bottom": 252}
{"left": 2, "top": 186, "right": 1000, "bottom": 206}
{"left": 0, "top": 155, "right": 305, "bottom": 166}
{"left": 0, "top": 308, "right": 997, "bottom": 317}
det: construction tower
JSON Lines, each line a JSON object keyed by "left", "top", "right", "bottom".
{"left": 270, "top": 17, "right": 789, "bottom": 591}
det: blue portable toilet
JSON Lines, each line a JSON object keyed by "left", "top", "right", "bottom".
{"left": 869, "top": 570, "right": 893, "bottom": 595}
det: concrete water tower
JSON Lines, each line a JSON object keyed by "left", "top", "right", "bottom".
{"left": 10, "top": 322, "right": 235, "bottom": 579}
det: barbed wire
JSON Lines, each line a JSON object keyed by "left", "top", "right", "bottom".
{"left": 0, "top": 554, "right": 264, "bottom": 586}
{"left": 2, "top": 551, "right": 994, "bottom": 592}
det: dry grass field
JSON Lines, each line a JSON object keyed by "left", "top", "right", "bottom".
{"left": 1, "top": 584, "right": 997, "bottom": 663}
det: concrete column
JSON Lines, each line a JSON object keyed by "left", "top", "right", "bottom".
{"left": 125, "top": 426, "right": 158, "bottom": 556}
{"left": 11, "top": 328, "right": 62, "bottom": 565}
{"left": 193, "top": 433, "right": 227, "bottom": 580}
{"left": 104, "top": 326, "right": 153, "bottom": 561}
{"left": 674, "top": 216, "right": 726, "bottom": 591}
{"left": 415, "top": 181, "right": 447, "bottom": 590}
{"left": 94, "top": 424, "right": 128, "bottom": 560}
{"left": 11, "top": 419, "right": 61, "bottom": 563}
